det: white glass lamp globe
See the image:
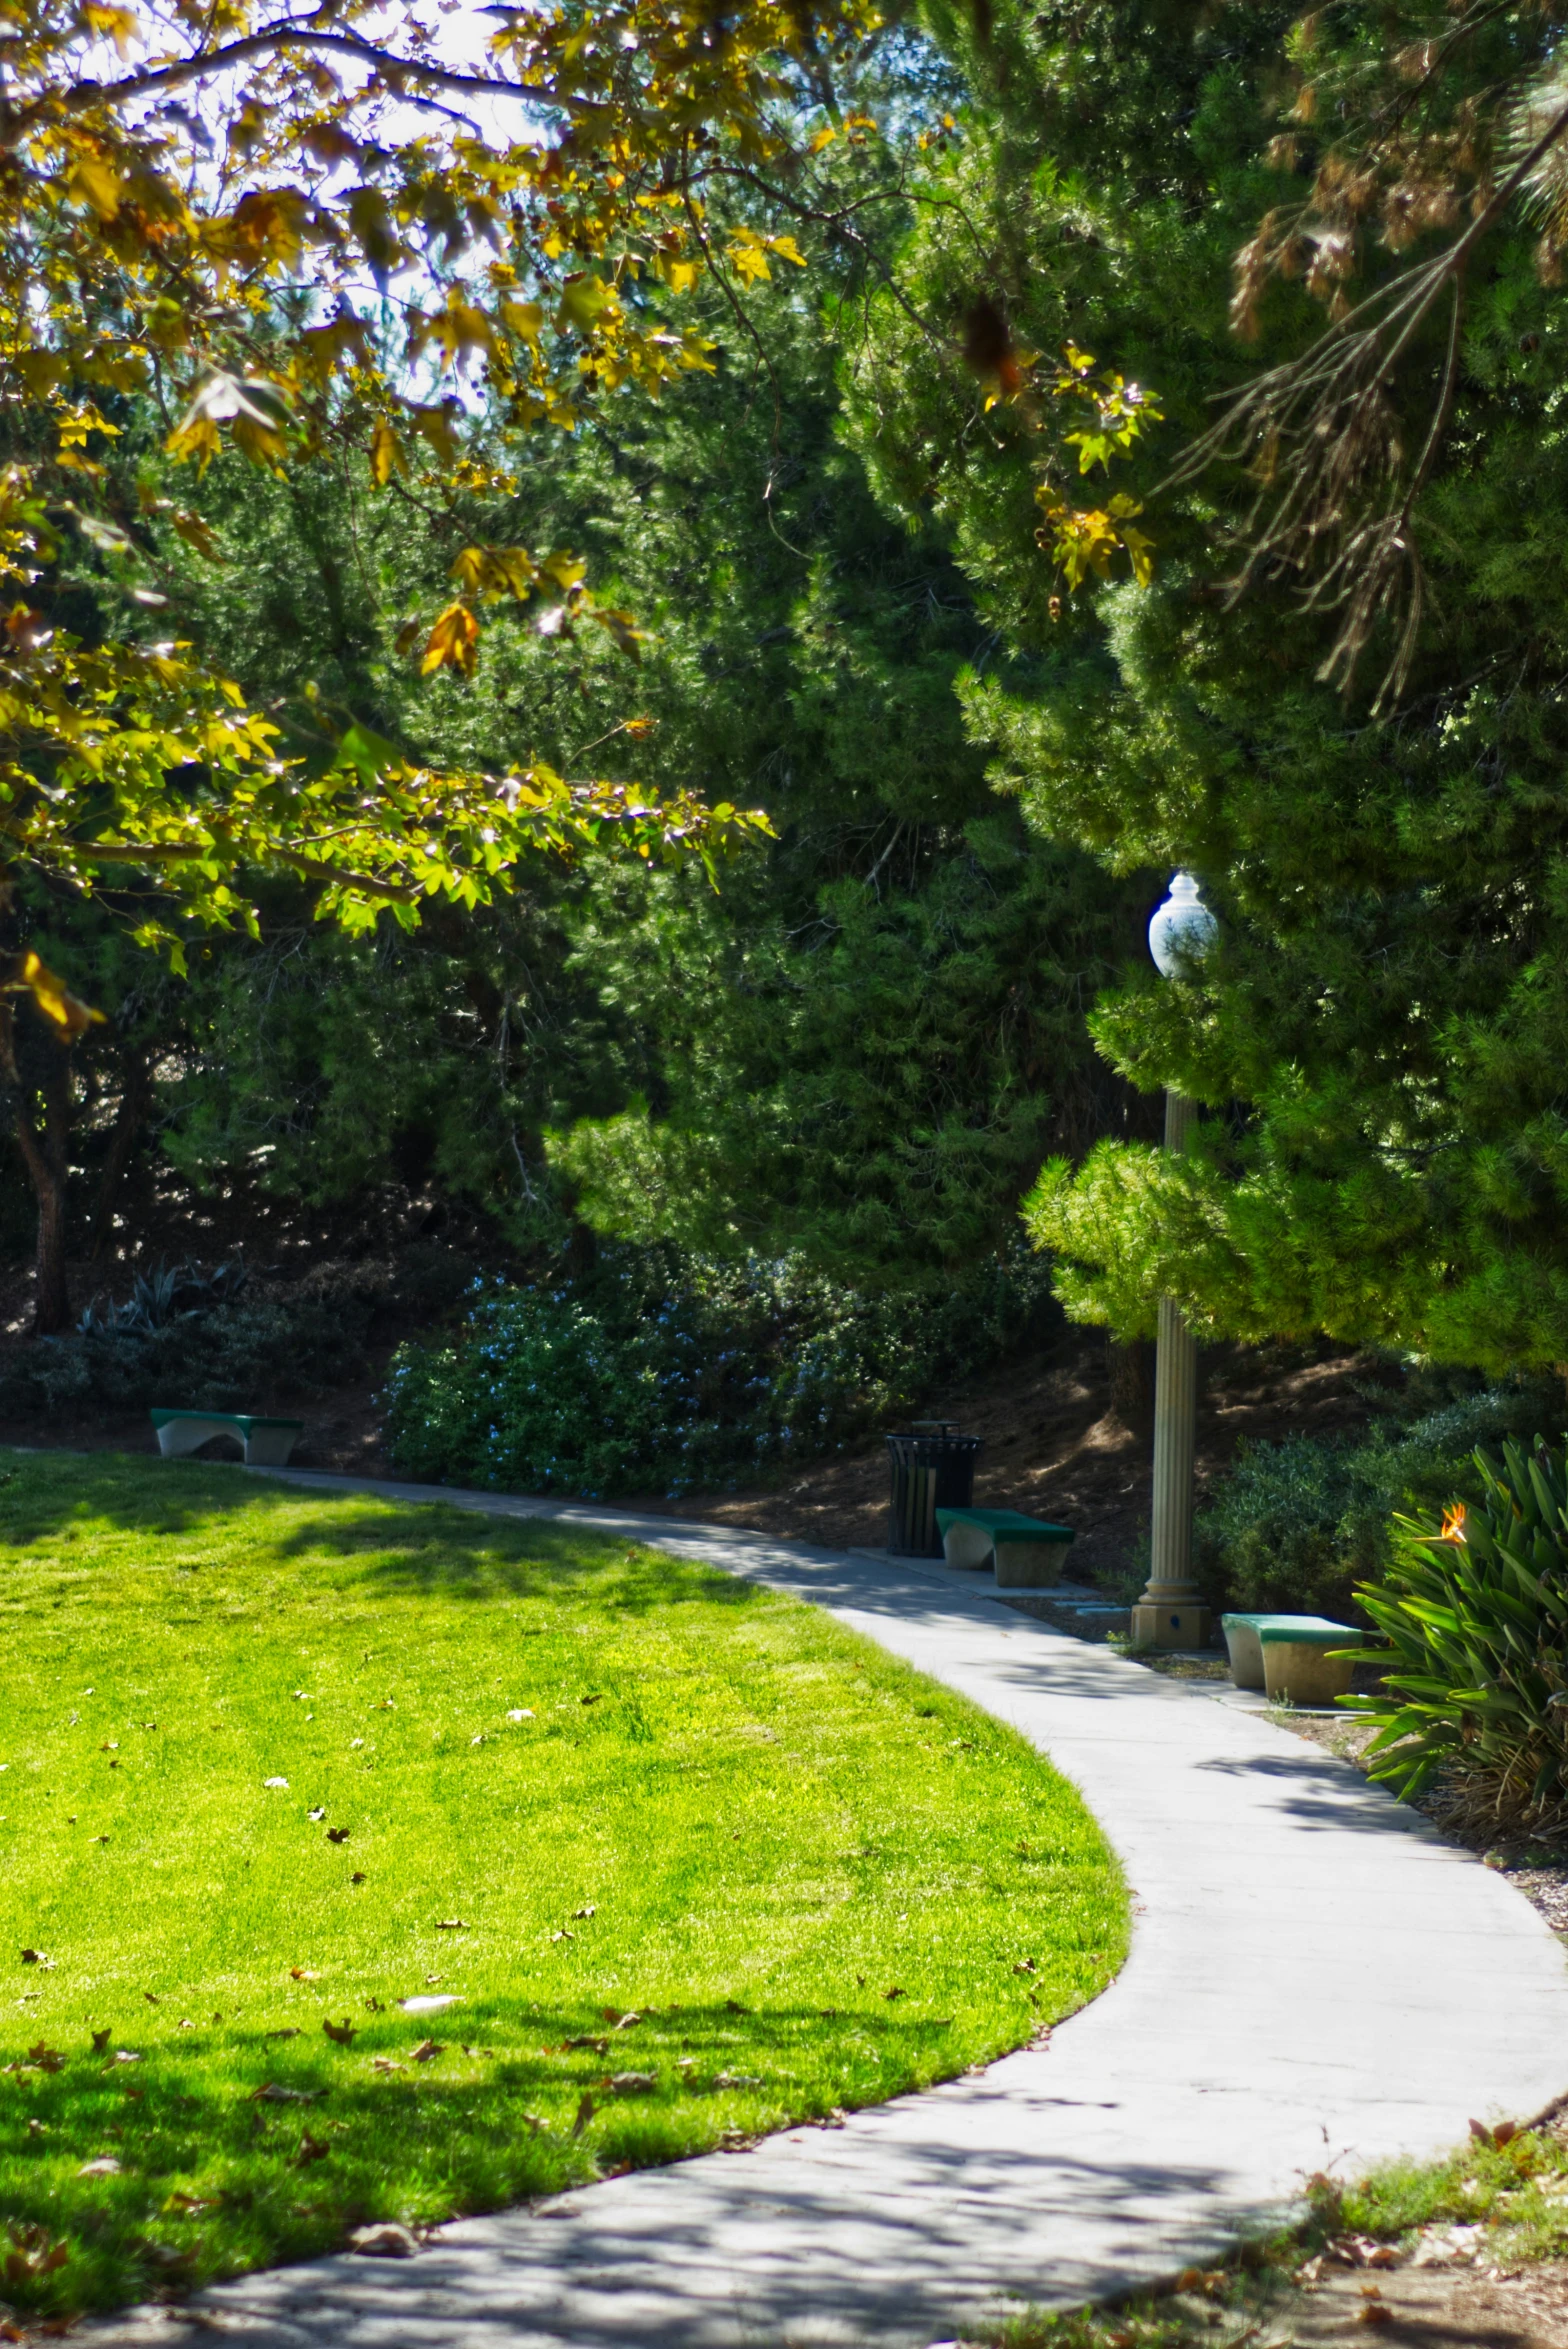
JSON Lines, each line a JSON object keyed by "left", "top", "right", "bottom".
{"left": 1148, "top": 871, "right": 1218, "bottom": 978}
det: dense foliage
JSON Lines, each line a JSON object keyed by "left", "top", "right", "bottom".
{"left": 844, "top": 0, "right": 1568, "bottom": 1374}
{"left": 384, "top": 1242, "right": 1055, "bottom": 1499}
{"left": 3, "top": 111, "right": 1150, "bottom": 1350}
{"left": 1349, "top": 1437, "right": 1568, "bottom": 1832}
{"left": 1192, "top": 1378, "right": 1563, "bottom": 1623}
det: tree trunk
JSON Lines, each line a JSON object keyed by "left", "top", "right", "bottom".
{"left": 88, "top": 1050, "right": 149, "bottom": 1263}
{"left": 1, "top": 998, "right": 74, "bottom": 1336}
{"left": 1106, "top": 1335, "right": 1155, "bottom": 1433}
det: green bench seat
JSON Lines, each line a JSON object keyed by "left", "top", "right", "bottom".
{"left": 151, "top": 1409, "right": 304, "bottom": 1468}
{"left": 1221, "top": 1611, "right": 1357, "bottom": 1705}
{"left": 935, "top": 1506, "right": 1076, "bottom": 1587}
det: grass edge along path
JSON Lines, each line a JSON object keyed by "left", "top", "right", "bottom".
{"left": 969, "top": 2107, "right": 1568, "bottom": 2347}
{"left": 0, "top": 1448, "right": 1127, "bottom": 2323}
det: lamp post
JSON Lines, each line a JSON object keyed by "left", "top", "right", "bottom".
{"left": 1130, "top": 872, "right": 1217, "bottom": 1652}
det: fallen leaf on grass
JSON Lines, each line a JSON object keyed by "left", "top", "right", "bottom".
{"left": 1470, "top": 2118, "right": 1520, "bottom": 2148}
{"left": 550, "top": 1930, "right": 574, "bottom": 1943}
{"left": 434, "top": 1919, "right": 467, "bottom": 1931}
{"left": 399, "top": 1994, "right": 461, "bottom": 2014}
{"left": 1012, "top": 1959, "right": 1037, "bottom": 1976}
{"left": 28, "top": 2044, "right": 64, "bottom": 2073}
{"left": 1329, "top": 2238, "right": 1403, "bottom": 2270}
{"left": 469, "top": 1733, "right": 486, "bottom": 1747}
{"left": 295, "top": 2131, "right": 330, "bottom": 2167}
{"left": 263, "top": 1778, "right": 289, "bottom": 1790}
{"left": 326, "top": 1827, "right": 351, "bottom": 1845}
{"left": 290, "top": 1968, "right": 320, "bottom": 1981}
{"left": 251, "top": 2083, "right": 323, "bottom": 2103}
{"left": 110, "top": 2050, "right": 141, "bottom": 2065}
{"left": 350, "top": 2223, "right": 419, "bottom": 2258}
{"left": 323, "top": 2018, "right": 357, "bottom": 2047}
{"left": 164, "top": 2192, "right": 213, "bottom": 2215}
{"left": 883, "top": 1987, "right": 905, "bottom": 2001}
{"left": 20, "top": 1949, "right": 54, "bottom": 1969}
{"left": 571, "top": 2092, "right": 594, "bottom": 2138}
{"left": 144, "top": 1991, "right": 160, "bottom": 2004}
{"left": 562, "top": 2034, "right": 610, "bottom": 2053}
{"left": 78, "top": 2156, "right": 122, "bottom": 2176}
{"left": 371, "top": 2057, "right": 405, "bottom": 2074}
{"left": 2, "top": 2225, "right": 69, "bottom": 2283}
{"left": 307, "top": 1808, "right": 326, "bottom": 1822}
{"left": 351, "top": 1872, "right": 366, "bottom": 1884}
{"left": 609, "top": 2071, "right": 655, "bottom": 2094}
{"left": 725, "top": 1998, "right": 750, "bottom": 2014}
{"left": 580, "top": 1694, "right": 601, "bottom": 1706}
{"left": 605, "top": 2008, "right": 639, "bottom": 2028}
{"left": 574, "top": 1904, "right": 597, "bottom": 1920}
{"left": 506, "top": 1709, "right": 534, "bottom": 1722}
{"left": 410, "top": 2039, "right": 443, "bottom": 2063}
{"left": 711, "top": 2071, "right": 762, "bottom": 2091}
{"left": 265, "top": 2029, "right": 301, "bottom": 2041}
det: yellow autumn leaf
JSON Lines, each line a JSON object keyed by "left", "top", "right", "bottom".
{"left": 16, "top": 952, "right": 106, "bottom": 1040}
{"left": 766, "top": 235, "right": 806, "bottom": 267}
{"left": 369, "top": 420, "right": 402, "bottom": 488}
{"left": 68, "top": 155, "right": 123, "bottom": 221}
{"left": 421, "top": 602, "right": 480, "bottom": 678}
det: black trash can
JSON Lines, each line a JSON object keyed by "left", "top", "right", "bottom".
{"left": 885, "top": 1421, "right": 985, "bottom": 1558}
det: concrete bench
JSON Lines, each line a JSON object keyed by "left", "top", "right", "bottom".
{"left": 936, "top": 1507, "right": 1076, "bottom": 1588}
{"left": 151, "top": 1409, "right": 304, "bottom": 1468}
{"left": 1221, "top": 1611, "right": 1357, "bottom": 1706}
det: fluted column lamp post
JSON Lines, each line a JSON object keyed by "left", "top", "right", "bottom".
{"left": 1130, "top": 873, "right": 1217, "bottom": 1652}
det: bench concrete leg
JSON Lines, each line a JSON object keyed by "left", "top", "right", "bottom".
{"left": 1261, "top": 1643, "right": 1354, "bottom": 1708}
{"left": 1222, "top": 1621, "right": 1267, "bottom": 1691}
{"left": 156, "top": 1420, "right": 239, "bottom": 1459}
{"left": 243, "top": 1429, "right": 301, "bottom": 1467}
{"left": 993, "top": 1541, "right": 1062, "bottom": 1589}
{"left": 941, "top": 1522, "right": 996, "bottom": 1571}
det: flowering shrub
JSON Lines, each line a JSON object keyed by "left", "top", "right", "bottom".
{"left": 382, "top": 1242, "right": 1051, "bottom": 1499}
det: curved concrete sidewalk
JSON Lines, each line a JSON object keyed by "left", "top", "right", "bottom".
{"left": 85, "top": 1470, "right": 1568, "bottom": 2349}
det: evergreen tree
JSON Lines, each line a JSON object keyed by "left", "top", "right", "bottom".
{"left": 848, "top": 0, "right": 1568, "bottom": 1371}
{"left": 62, "top": 132, "right": 1147, "bottom": 1290}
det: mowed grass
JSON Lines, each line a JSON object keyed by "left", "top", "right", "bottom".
{"left": 0, "top": 1448, "right": 1127, "bottom": 2320}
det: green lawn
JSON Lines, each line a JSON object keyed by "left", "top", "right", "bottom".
{"left": 0, "top": 1448, "right": 1126, "bottom": 2321}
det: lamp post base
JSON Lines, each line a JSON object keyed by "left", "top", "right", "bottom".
{"left": 1129, "top": 1596, "right": 1210, "bottom": 1651}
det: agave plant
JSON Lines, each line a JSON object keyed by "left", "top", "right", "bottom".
{"left": 76, "top": 1257, "right": 248, "bottom": 1340}
{"left": 1348, "top": 1435, "right": 1568, "bottom": 1830}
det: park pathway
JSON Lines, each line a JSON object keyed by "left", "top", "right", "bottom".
{"left": 85, "top": 1470, "right": 1568, "bottom": 2349}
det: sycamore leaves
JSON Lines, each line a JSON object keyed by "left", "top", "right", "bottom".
{"left": 1, "top": 0, "right": 849, "bottom": 941}
{"left": 421, "top": 544, "right": 644, "bottom": 678}
{"left": 725, "top": 229, "right": 807, "bottom": 285}
{"left": 5, "top": 954, "right": 105, "bottom": 1042}
{"left": 2, "top": 597, "right": 772, "bottom": 945}
{"left": 422, "top": 605, "right": 481, "bottom": 681}
{"left": 964, "top": 328, "right": 1163, "bottom": 601}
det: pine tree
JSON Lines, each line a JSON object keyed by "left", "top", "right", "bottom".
{"left": 849, "top": 0, "right": 1568, "bottom": 1371}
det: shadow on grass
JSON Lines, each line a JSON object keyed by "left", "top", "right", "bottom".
{"left": 0, "top": 1451, "right": 756, "bottom": 1616}
{"left": 0, "top": 1998, "right": 963, "bottom": 2322}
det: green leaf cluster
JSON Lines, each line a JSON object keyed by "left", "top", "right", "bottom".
{"left": 1349, "top": 1436, "right": 1568, "bottom": 1828}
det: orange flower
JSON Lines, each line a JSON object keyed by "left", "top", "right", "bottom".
{"left": 1440, "top": 1502, "right": 1468, "bottom": 1544}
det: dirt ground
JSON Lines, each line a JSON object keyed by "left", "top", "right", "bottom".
{"left": 625, "top": 1331, "right": 1378, "bottom": 1580}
